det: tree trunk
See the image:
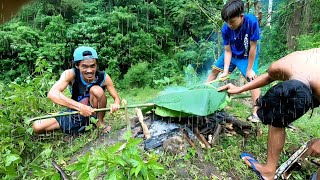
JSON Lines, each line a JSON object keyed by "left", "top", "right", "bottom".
{"left": 301, "top": 0, "right": 311, "bottom": 34}
{"left": 267, "top": 0, "right": 273, "bottom": 26}
{"left": 245, "top": 0, "right": 251, "bottom": 13}
{"left": 286, "top": 0, "right": 312, "bottom": 50}
{"left": 254, "top": 0, "right": 263, "bottom": 26}
{"left": 287, "top": 0, "right": 303, "bottom": 49}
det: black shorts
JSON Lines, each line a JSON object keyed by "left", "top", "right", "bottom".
{"left": 257, "top": 80, "right": 315, "bottom": 128}
{"left": 56, "top": 109, "right": 96, "bottom": 135}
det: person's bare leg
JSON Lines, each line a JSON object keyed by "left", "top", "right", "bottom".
{"left": 32, "top": 118, "right": 60, "bottom": 134}
{"left": 89, "top": 85, "right": 109, "bottom": 132}
{"left": 206, "top": 68, "right": 220, "bottom": 82}
{"left": 250, "top": 88, "right": 261, "bottom": 115}
{"left": 242, "top": 126, "right": 286, "bottom": 180}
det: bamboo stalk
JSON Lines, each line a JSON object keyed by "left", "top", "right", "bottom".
{"left": 122, "top": 99, "right": 130, "bottom": 133}
{"left": 26, "top": 103, "right": 155, "bottom": 123}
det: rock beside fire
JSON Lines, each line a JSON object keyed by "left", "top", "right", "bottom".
{"left": 163, "top": 136, "right": 187, "bottom": 155}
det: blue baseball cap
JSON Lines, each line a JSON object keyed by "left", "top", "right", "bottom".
{"left": 73, "top": 46, "right": 98, "bottom": 62}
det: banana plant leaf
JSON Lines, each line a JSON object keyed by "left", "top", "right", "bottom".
{"left": 148, "top": 86, "right": 229, "bottom": 117}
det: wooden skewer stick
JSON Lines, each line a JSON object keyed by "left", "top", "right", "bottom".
{"left": 135, "top": 108, "right": 151, "bottom": 139}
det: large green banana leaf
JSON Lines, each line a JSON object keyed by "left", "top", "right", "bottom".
{"left": 148, "top": 86, "right": 229, "bottom": 117}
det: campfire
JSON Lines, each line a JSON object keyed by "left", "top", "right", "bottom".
{"left": 131, "top": 108, "right": 254, "bottom": 154}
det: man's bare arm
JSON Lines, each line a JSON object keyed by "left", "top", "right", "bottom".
{"left": 240, "top": 73, "right": 274, "bottom": 92}
{"left": 223, "top": 45, "right": 232, "bottom": 74}
{"left": 219, "top": 72, "right": 274, "bottom": 94}
{"left": 47, "top": 69, "right": 84, "bottom": 111}
{"left": 247, "top": 41, "right": 257, "bottom": 71}
{"left": 105, "top": 74, "right": 120, "bottom": 105}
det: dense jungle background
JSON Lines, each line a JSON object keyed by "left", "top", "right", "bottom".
{"left": 0, "top": 0, "right": 320, "bottom": 179}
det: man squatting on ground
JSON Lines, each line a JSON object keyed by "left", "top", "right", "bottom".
{"left": 219, "top": 48, "right": 320, "bottom": 180}
{"left": 32, "top": 46, "right": 121, "bottom": 135}
{"left": 207, "top": 0, "right": 261, "bottom": 122}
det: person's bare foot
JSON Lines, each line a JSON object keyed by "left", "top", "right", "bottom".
{"left": 96, "top": 122, "right": 111, "bottom": 133}
{"left": 242, "top": 156, "right": 275, "bottom": 180}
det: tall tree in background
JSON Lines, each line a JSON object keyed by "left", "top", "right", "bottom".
{"left": 267, "top": 0, "right": 273, "bottom": 26}
{"left": 286, "top": 0, "right": 312, "bottom": 49}
{"left": 245, "top": 0, "right": 250, "bottom": 13}
{"left": 254, "top": 0, "right": 263, "bottom": 26}
{"left": 244, "top": 0, "right": 262, "bottom": 26}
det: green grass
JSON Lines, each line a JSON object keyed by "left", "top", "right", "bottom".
{"left": 117, "top": 86, "right": 163, "bottom": 104}
{"left": 292, "top": 109, "right": 320, "bottom": 137}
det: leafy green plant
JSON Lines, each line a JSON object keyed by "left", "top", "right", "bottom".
{"left": 123, "top": 62, "right": 153, "bottom": 88}
{"left": 297, "top": 33, "right": 320, "bottom": 50}
{"left": 153, "top": 77, "right": 173, "bottom": 87}
{"left": 66, "top": 131, "right": 165, "bottom": 180}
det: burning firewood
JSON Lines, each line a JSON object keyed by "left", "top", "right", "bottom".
{"left": 210, "top": 124, "right": 222, "bottom": 145}
{"left": 182, "top": 129, "right": 196, "bottom": 148}
{"left": 224, "top": 123, "right": 233, "bottom": 130}
{"left": 194, "top": 127, "right": 211, "bottom": 149}
{"left": 215, "top": 111, "right": 253, "bottom": 136}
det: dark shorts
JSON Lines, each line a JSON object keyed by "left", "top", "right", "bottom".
{"left": 56, "top": 109, "right": 97, "bottom": 135}
{"left": 56, "top": 97, "right": 96, "bottom": 135}
{"left": 257, "top": 80, "right": 316, "bottom": 128}
{"left": 212, "top": 44, "right": 260, "bottom": 78}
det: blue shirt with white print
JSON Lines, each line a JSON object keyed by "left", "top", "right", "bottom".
{"left": 221, "top": 14, "right": 260, "bottom": 59}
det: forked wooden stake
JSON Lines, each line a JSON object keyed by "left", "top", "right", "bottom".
{"left": 135, "top": 108, "right": 151, "bottom": 139}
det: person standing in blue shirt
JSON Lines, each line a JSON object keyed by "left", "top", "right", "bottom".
{"left": 207, "top": 0, "right": 261, "bottom": 122}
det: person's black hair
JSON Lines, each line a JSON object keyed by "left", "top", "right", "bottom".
{"left": 256, "top": 80, "right": 313, "bottom": 128}
{"left": 82, "top": 50, "right": 92, "bottom": 56}
{"left": 221, "top": 0, "right": 244, "bottom": 22}
{"left": 74, "top": 62, "right": 80, "bottom": 67}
